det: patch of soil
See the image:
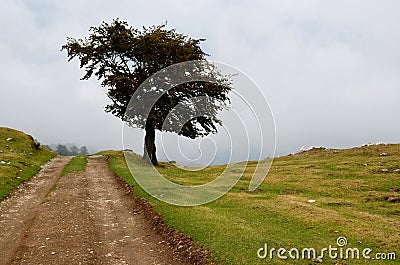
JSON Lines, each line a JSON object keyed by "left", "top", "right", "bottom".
{"left": 280, "top": 189, "right": 303, "bottom": 195}
{"left": 385, "top": 195, "right": 400, "bottom": 203}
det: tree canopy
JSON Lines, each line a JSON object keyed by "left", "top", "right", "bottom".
{"left": 62, "top": 19, "right": 232, "bottom": 165}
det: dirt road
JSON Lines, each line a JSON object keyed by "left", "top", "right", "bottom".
{"left": 0, "top": 156, "right": 190, "bottom": 265}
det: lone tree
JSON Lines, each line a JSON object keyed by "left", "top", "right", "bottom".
{"left": 62, "top": 19, "right": 232, "bottom": 166}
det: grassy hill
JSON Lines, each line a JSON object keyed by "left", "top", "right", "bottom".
{"left": 101, "top": 144, "right": 400, "bottom": 264}
{"left": 0, "top": 127, "right": 56, "bottom": 200}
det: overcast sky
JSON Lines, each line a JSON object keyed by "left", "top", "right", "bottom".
{"left": 1, "top": 0, "right": 399, "bottom": 164}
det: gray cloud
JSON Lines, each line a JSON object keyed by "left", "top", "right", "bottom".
{"left": 1, "top": 0, "right": 399, "bottom": 163}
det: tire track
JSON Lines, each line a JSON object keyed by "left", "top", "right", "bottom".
{"left": 0, "top": 156, "right": 72, "bottom": 265}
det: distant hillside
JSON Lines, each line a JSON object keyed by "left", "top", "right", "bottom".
{"left": 0, "top": 127, "right": 56, "bottom": 200}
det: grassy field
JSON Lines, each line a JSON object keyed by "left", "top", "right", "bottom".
{"left": 0, "top": 127, "right": 56, "bottom": 201}
{"left": 100, "top": 145, "right": 400, "bottom": 264}
{"left": 61, "top": 155, "right": 88, "bottom": 176}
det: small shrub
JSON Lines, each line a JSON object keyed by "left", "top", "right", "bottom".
{"left": 31, "top": 139, "right": 41, "bottom": 150}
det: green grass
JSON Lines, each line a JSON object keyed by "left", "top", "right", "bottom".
{"left": 61, "top": 155, "right": 88, "bottom": 176}
{"left": 99, "top": 145, "right": 400, "bottom": 264}
{"left": 0, "top": 127, "right": 56, "bottom": 201}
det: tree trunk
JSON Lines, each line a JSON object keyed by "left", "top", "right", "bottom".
{"left": 143, "top": 120, "right": 158, "bottom": 166}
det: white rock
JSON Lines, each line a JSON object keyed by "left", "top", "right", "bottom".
{"left": 298, "top": 145, "right": 307, "bottom": 153}
{"left": 307, "top": 199, "right": 316, "bottom": 203}
{"left": 6, "top": 138, "right": 13, "bottom": 141}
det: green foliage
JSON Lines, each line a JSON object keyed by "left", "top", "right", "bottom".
{"left": 61, "top": 155, "right": 88, "bottom": 176}
{"left": 0, "top": 127, "right": 56, "bottom": 201}
{"left": 63, "top": 19, "right": 232, "bottom": 165}
{"left": 31, "top": 139, "right": 41, "bottom": 150}
{"left": 69, "top": 145, "right": 79, "bottom": 155}
{"left": 54, "top": 144, "right": 89, "bottom": 156}
{"left": 103, "top": 145, "right": 400, "bottom": 264}
{"left": 56, "top": 144, "right": 70, "bottom": 156}
{"left": 79, "top": 146, "right": 89, "bottom": 155}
